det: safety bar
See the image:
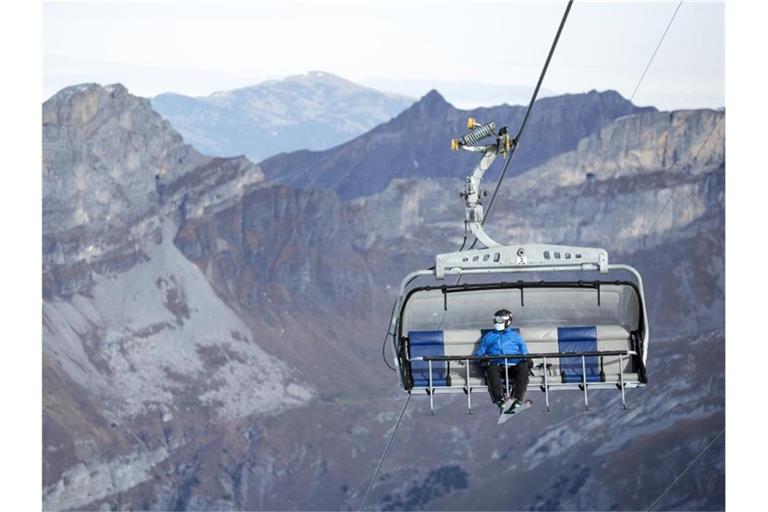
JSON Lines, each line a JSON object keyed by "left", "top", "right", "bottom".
{"left": 412, "top": 350, "right": 637, "bottom": 415}
{"left": 411, "top": 350, "right": 636, "bottom": 362}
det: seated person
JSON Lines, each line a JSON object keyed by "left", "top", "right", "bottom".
{"left": 474, "top": 309, "right": 530, "bottom": 414}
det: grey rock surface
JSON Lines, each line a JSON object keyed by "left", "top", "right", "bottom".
{"left": 42, "top": 82, "right": 724, "bottom": 511}
{"left": 43, "top": 83, "right": 265, "bottom": 298}
{"left": 258, "top": 88, "right": 656, "bottom": 199}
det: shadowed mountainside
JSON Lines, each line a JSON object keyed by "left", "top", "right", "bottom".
{"left": 259, "top": 89, "right": 655, "bottom": 199}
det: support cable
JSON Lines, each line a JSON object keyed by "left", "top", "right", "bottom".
{"left": 630, "top": 0, "right": 684, "bottom": 102}
{"left": 485, "top": 0, "right": 574, "bottom": 223}
{"left": 572, "top": 0, "right": 684, "bottom": 254}
{"left": 474, "top": 0, "right": 684, "bottom": 252}
{"left": 645, "top": 428, "right": 725, "bottom": 511}
{"left": 592, "top": 0, "right": 683, "bottom": 177}
{"left": 467, "top": 0, "right": 574, "bottom": 252}
{"left": 359, "top": 394, "right": 412, "bottom": 511}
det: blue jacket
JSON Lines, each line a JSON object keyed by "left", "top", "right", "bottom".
{"left": 474, "top": 328, "right": 529, "bottom": 365}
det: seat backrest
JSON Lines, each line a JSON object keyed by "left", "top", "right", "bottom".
{"left": 558, "top": 326, "right": 600, "bottom": 383}
{"left": 408, "top": 324, "right": 634, "bottom": 387}
{"left": 408, "top": 330, "right": 448, "bottom": 387}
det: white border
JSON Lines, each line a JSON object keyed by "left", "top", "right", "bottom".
{"left": 726, "top": 1, "right": 767, "bottom": 510}
{"left": 0, "top": 0, "right": 43, "bottom": 509}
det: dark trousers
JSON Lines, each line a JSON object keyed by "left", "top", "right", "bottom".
{"left": 484, "top": 362, "right": 529, "bottom": 404}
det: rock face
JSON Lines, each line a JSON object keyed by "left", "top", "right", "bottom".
{"left": 42, "top": 84, "right": 313, "bottom": 511}
{"left": 258, "top": 88, "right": 656, "bottom": 199}
{"left": 43, "top": 83, "right": 265, "bottom": 298}
{"left": 151, "top": 71, "right": 414, "bottom": 162}
{"left": 43, "top": 83, "right": 724, "bottom": 510}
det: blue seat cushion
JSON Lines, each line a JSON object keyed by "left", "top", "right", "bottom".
{"left": 409, "top": 330, "right": 447, "bottom": 387}
{"left": 558, "top": 326, "right": 601, "bottom": 383}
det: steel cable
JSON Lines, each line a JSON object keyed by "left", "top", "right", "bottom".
{"left": 358, "top": 394, "right": 411, "bottom": 511}
{"left": 591, "top": 0, "right": 684, "bottom": 181}
{"left": 646, "top": 428, "right": 725, "bottom": 511}
{"left": 466, "top": 0, "right": 574, "bottom": 252}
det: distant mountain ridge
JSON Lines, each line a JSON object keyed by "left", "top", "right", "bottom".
{"left": 361, "top": 76, "right": 556, "bottom": 109}
{"left": 151, "top": 71, "right": 413, "bottom": 162}
{"left": 259, "top": 88, "right": 656, "bottom": 199}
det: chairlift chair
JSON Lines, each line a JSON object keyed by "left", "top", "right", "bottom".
{"left": 387, "top": 118, "right": 649, "bottom": 414}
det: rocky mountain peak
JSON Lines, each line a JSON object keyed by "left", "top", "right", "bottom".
{"left": 259, "top": 89, "right": 656, "bottom": 199}
{"left": 43, "top": 83, "right": 265, "bottom": 298}
{"left": 395, "top": 89, "right": 452, "bottom": 123}
{"left": 419, "top": 89, "right": 450, "bottom": 107}
{"left": 282, "top": 70, "right": 369, "bottom": 91}
{"left": 44, "top": 83, "right": 196, "bottom": 235}
{"left": 44, "top": 83, "right": 135, "bottom": 126}
{"left": 151, "top": 73, "right": 414, "bottom": 162}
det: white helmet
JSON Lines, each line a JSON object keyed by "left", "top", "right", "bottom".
{"left": 493, "top": 309, "right": 512, "bottom": 331}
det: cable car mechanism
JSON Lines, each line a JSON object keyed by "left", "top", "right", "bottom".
{"left": 365, "top": 0, "right": 668, "bottom": 507}
{"left": 364, "top": 2, "right": 658, "bottom": 510}
{"left": 387, "top": 115, "right": 649, "bottom": 414}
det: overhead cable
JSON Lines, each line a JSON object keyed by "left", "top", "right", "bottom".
{"left": 358, "top": 394, "right": 411, "bottom": 511}
{"left": 468, "top": 0, "right": 574, "bottom": 251}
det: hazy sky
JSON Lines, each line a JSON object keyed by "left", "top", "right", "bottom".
{"left": 43, "top": 0, "right": 724, "bottom": 110}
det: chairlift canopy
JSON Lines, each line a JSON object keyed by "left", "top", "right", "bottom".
{"left": 388, "top": 253, "right": 648, "bottom": 412}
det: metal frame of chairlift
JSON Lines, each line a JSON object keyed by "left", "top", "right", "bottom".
{"left": 387, "top": 117, "right": 649, "bottom": 413}
{"left": 412, "top": 351, "right": 639, "bottom": 415}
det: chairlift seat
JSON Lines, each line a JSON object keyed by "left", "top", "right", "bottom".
{"left": 407, "top": 323, "right": 639, "bottom": 390}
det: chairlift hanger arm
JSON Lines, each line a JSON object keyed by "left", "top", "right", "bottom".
{"left": 447, "top": 0, "right": 574, "bottom": 251}
{"left": 459, "top": 145, "right": 502, "bottom": 248}
{"left": 450, "top": 119, "right": 519, "bottom": 249}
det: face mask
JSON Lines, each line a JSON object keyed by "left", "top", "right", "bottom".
{"left": 494, "top": 322, "right": 506, "bottom": 331}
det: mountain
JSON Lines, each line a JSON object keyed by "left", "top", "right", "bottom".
{"left": 43, "top": 83, "right": 724, "bottom": 510}
{"left": 150, "top": 71, "right": 414, "bottom": 162}
{"left": 43, "top": 83, "right": 267, "bottom": 297}
{"left": 259, "top": 88, "right": 656, "bottom": 199}
{"left": 42, "top": 84, "right": 314, "bottom": 509}
{"left": 360, "top": 77, "right": 556, "bottom": 109}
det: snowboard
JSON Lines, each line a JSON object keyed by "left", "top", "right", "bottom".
{"left": 497, "top": 400, "right": 533, "bottom": 425}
